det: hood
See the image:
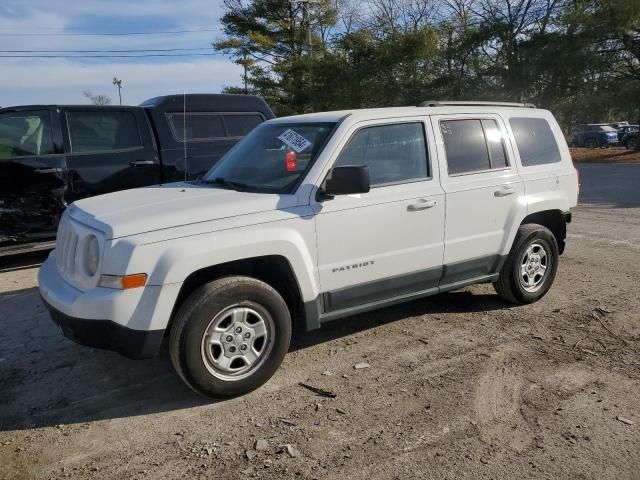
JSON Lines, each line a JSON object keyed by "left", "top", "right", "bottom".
{"left": 69, "top": 183, "right": 295, "bottom": 239}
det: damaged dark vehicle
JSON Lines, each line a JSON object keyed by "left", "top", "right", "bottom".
{"left": 0, "top": 94, "right": 274, "bottom": 255}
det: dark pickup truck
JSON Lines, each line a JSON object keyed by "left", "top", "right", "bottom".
{"left": 0, "top": 94, "right": 274, "bottom": 255}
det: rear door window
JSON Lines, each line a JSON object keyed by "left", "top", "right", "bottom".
{"left": 0, "top": 110, "right": 54, "bottom": 159}
{"left": 440, "top": 119, "right": 508, "bottom": 175}
{"left": 67, "top": 111, "right": 141, "bottom": 153}
{"left": 510, "top": 117, "right": 561, "bottom": 166}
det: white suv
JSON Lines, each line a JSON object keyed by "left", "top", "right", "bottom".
{"left": 39, "top": 101, "right": 578, "bottom": 398}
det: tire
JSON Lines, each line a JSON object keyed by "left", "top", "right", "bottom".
{"left": 169, "top": 276, "right": 291, "bottom": 399}
{"left": 584, "top": 137, "right": 597, "bottom": 149}
{"left": 625, "top": 137, "right": 638, "bottom": 150}
{"left": 493, "top": 224, "right": 559, "bottom": 305}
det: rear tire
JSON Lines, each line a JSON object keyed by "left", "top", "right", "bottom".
{"left": 493, "top": 224, "right": 559, "bottom": 304}
{"left": 625, "top": 137, "right": 638, "bottom": 150}
{"left": 169, "top": 276, "right": 291, "bottom": 399}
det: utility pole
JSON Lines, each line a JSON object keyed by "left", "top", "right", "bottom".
{"left": 112, "top": 77, "right": 123, "bottom": 105}
{"left": 289, "top": 0, "right": 320, "bottom": 57}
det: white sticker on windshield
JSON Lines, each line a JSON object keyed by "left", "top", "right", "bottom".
{"left": 278, "top": 129, "right": 312, "bottom": 153}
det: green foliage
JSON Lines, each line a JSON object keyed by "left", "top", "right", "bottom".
{"left": 216, "top": 0, "right": 640, "bottom": 127}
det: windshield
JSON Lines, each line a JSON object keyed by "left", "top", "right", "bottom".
{"left": 203, "top": 122, "right": 336, "bottom": 193}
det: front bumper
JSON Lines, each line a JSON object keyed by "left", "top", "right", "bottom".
{"left": 43, "top": 300, "right": 163, "bottom": 359}
{"left": 38, "top": 252, "right": 181, "bottom": 359}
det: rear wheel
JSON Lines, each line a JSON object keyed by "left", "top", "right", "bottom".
{"left": 625, "top": 137, "right": 638, "bottom": 150}
{"left": 169, "top": 276, "right": 291, "bottom": 399}
{"left": 494, "top": 224, "right": 559, "bottom": 304}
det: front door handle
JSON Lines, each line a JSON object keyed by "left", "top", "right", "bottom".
{"left": 129, "top": 160, "right": 155, "bottom": 167}
{"left": 34, "top": 167, "right": 63, "bottom": 174}
{"left": 407, "top": 199, "right": 438, "bottom": 211}
{"left": 494, "top": 187, "right": 516, "bottom": 197}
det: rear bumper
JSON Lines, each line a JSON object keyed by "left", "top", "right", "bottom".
{"left": 43, "top": 299, "right": 164, "bottom": 359}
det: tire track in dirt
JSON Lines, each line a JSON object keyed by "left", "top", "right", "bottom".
{"left": 474, "top": 344, "right": 533, "bottom": 452}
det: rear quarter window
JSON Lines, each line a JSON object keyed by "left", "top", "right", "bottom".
{"left": 510, "top": 117, "right": 561, "bottom": 167}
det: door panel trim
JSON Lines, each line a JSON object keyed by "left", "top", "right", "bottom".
{"left": 440, "top": 254, "right": 505, "bottom": 285}
{"left": 323, "top": 266, "right": 442, "bottom": 312}
{"left": 319, "top": 254, "right": 508, "bottom": 316}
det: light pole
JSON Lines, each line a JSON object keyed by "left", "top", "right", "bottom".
{"left": 112, "top": 77, "right": 123, "bottom": 105}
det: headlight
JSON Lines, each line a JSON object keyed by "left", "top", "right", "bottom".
{"left": 83, "top": 235, "right": 100, "bottom": 277}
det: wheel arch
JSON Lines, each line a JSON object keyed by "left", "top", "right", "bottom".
{"left": 168, "top": 255, "right": 308, "bottom": 336}
{"left": 520, "top": 209, "right": 568, "bottom": 254}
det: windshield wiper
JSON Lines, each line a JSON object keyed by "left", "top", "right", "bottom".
{"left": 201, "top": 177, "right": 252, "bottom": 190}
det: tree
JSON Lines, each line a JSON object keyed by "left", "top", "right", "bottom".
{"left": 214, "top": 0, "right": 640, "bottom": 129}
{"left": 83, "top": 91, "right": 112, "bottom": 105}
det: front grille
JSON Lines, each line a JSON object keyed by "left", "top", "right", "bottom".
{"left": 56, "top": 216, "right": 79, "bottom": 282}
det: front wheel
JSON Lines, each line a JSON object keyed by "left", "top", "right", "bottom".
{"left": 169, "top": 276, "right": 291, "bottom": 399}
{"left": 494, "top": 224, "right": 559, "bottom": 304}
{"left": 625, "top": 137, "right": 638, "bottom": 150}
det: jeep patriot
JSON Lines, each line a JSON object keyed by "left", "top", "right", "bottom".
{"left": 38, "top": 101, "right": 579, "bottom": 398}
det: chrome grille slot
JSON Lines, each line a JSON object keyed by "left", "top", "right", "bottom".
{"left": 55, "top": 216, "right": 80, "bottom": 283}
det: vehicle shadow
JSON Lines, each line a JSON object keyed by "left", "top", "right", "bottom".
{"left": 0, "top": 251, "right": 50, "bottom": 274}
{"left": 0, "top": 285, "right": 510, "bottom": 432}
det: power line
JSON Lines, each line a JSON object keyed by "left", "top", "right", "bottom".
{"left": 0, "top": 53, "right": 225, "bottom": 58}
{"left": 0, "top": 28, "right": 218, "bottom": 37}
{"left": 0, "top": 48, "right": 214, "bottom": 53}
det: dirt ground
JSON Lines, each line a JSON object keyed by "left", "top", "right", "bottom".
{"left": 571, "top": 146, "right": 640, "bottom": 163}
{"left": 1, "top": 164, "right": 639, "bottom": 480}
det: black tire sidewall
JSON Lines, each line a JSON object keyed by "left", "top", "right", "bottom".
{"left": 507, "top": 228, "right": 559, "bottom": 304}
{"left": 177, "top": 279, "right": 291, "bottom": 398}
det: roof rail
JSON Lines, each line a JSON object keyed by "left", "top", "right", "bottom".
{"left": 417, "top": 100, "right": 536, "bottom": 108}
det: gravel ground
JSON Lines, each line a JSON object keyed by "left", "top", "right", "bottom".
{"left": 1, "top": 164, "right": 639, "bottom": 480}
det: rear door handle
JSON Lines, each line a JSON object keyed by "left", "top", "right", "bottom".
{"left": 129, "top": 160, "right": 155, "bottom": 166}
{"left": 34, "top": 167, "right": 63, "bottom": 174}
{"left": 494, "top": 187, "right": 516, "bottom": 197}
{"left": 407, "top": 199, "right": 438, "bottom": 211}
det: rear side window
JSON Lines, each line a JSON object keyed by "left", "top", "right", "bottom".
{"left": 0, "top": 110, "right": 54, "bottom": 159}
{"left": 510, "top": 117, "right": 561, "bottom": 166}
{"left": 440, "top": 119, "right": 508, "bottom": 175}
{"left": 224, "top": 114, "right": 264, "bottom": 137}
{"left": 168, "top": 112, "right": 264, "bottom": 141}
{"left": 168, "top": 113, "right": 226, "bottom": 141}
{"left": 67, "top": 111, "right": 141, "bottom": 153}
{"left": 334, "top": 122, "right": 429, "bottom": 187}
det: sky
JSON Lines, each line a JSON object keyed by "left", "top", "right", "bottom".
{"left": 0, "top": 0, "right": 242, "bottom": 106}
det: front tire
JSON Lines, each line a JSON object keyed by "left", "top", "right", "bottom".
{"left": 169, "top": 276, "right": 291, "bottom": 399}
{"left": 625, "top": 137, "right": 638, "bottom": 150}
{"left": 493, "top": 224, "right": 559, "bottom": 304}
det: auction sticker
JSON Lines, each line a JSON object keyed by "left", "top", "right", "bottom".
{"left": 278, "top": 129, "right": 312, "bottom": 153}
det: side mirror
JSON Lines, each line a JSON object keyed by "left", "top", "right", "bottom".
{"left": 321, "top": 165, "right": 370, "bottom": 199}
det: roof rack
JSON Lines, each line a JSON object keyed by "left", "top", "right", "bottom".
{"left": 417, "top": 100, "right": 536, "bottom": 108}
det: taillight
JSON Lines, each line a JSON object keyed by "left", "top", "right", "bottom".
{"left": 285, "top": 151, "right": 297, "bottom": 172}
{"left": 575, "top": 167, "right": 580, "bottom": 196}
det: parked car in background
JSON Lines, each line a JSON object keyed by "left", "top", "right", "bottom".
{"left": 0, "top": 94, "right": 274, "bottom": 255}
{"left": 621, "top": 130, "right": 638, "bottom": 150}
{"left": 569, "top": 124, "right": 619, "bottom": 148}
{"left": 617, "top": 125, "right": 639, "bottom": 143}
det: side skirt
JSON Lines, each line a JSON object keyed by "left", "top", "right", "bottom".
{"left": 302, "top": 255, "right": 506, "bottom": 330}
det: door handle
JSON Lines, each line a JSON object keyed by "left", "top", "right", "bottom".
{"left": 34, "top": 167, "right": 63, "bottom": 174}
{"left": 129, "top": 160, "right": 155, "bottom": 166}
{"left": 494, "top": 187, "right": 516, "bottom": 197}
{"left": 407, "top": 199, "right": 438, "bottom": 211}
